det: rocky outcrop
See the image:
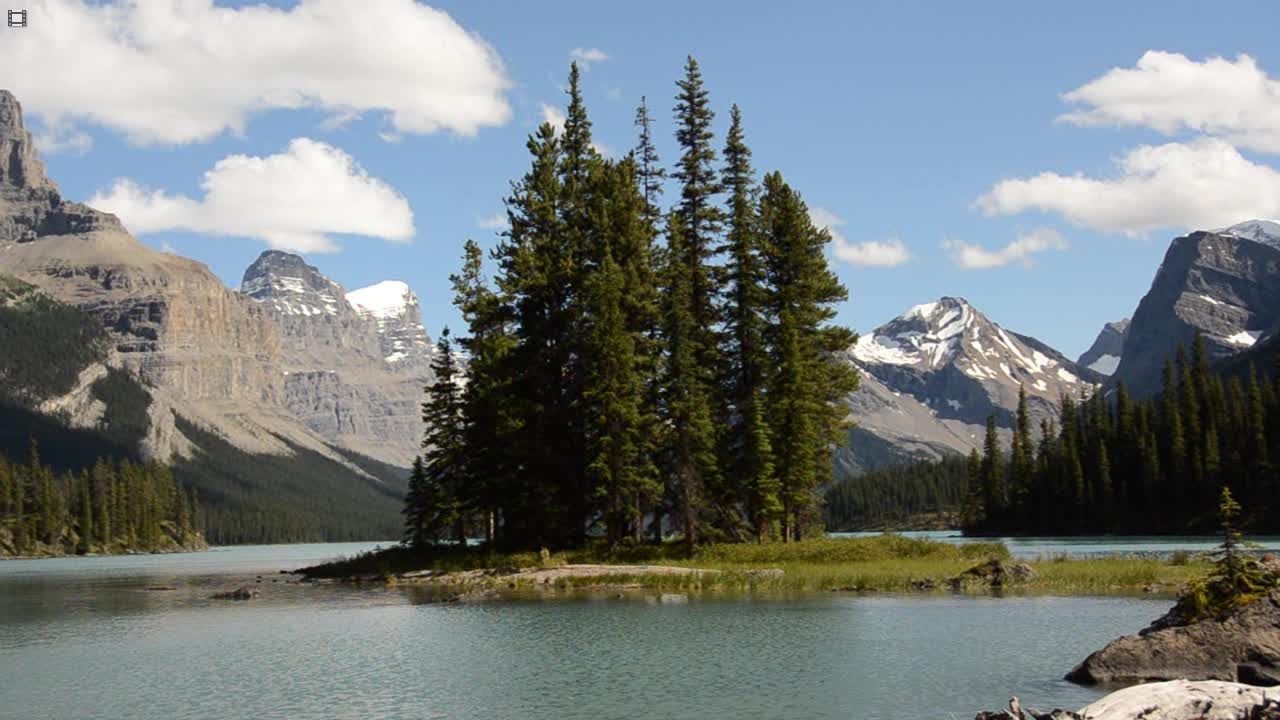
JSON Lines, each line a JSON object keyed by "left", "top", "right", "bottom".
{"left": 1065, "top": 590, "right": 1280, "bottom": 687}
{"left": 240, "top": 251, "right": 433, "bottom": 466}
{"left": 838, "top": 297, "right": 1100, "bottom": 473}
{"left": 1114, "top": 223, "right": 1280, "bottom": 398}
{"left": 977, "top": 681, "right": 1279, "bottom": 720}
{"left": 1077, "top": 319, "right": 1129, "bottom": 377}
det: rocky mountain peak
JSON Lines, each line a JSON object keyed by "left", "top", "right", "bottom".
{"left": 1077, "top": 318, "right": 1130, "bottom": 376}
{"left": 1215, "top": 219, "right": 1280, "bottom": 250}
{"left": 347, "top": 280, "right": 432, "bottom": 366}
{"left": 0, "top": 90, "right": 54, "bottom": 192}
{"left": 240, "top": 250, "right": 348, "bottom": 317}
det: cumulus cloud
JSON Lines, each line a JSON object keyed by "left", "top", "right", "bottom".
{"left": 810, "top": 208, "right": 911, "bottom": 268}
{"left": 943, "top": 228, "right": 1069, "bottom": 270}
{"left": 88, "top": 138, "right": 415, "bottom": 253}
{"left": 537, "top": 102, "right": 611, "bottom": 155}
{"left": 477, "top": 212, "right": 507, "bottom": 230}
{"left": 1060, "top": 51, "right": 1280, "bottom": 154}
{"left": 976, "top": 138, "right": 1280, "bottom": 236}
{"left": 570, "top": 48, "right": 610, "bottom": 70}
{"left": 539, "top": 103, "right": 568, "bottom": 135}
{"left": 6, "top": 0, "right": 511, "bottom": 145}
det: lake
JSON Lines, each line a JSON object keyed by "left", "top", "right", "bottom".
{"left": 0, "top": 541, "right": 1184, "bottom": 720}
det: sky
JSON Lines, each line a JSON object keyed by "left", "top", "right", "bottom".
{"left": 7, "top": 0, "right": 1280, "bottom": 359}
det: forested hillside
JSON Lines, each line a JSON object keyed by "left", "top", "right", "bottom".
{"left": 403, "top": 59, "right": 858, "bottom": 551}
{"left": 965, "top": 334, "right": 1280, "bottom": 534}
{"left": 0, "top": 273, "right": 407, "bottom": 547}
{"left": 824, "top": 455, "right": 967, "bottom": 531}
{"left": 0, "top": 445, "right": 202, "bottom": 557}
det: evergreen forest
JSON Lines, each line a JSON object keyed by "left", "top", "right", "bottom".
{"left": 403, "top": 58, "right": 859, "bottom": 551}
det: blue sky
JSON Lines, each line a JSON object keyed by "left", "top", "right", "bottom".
{"left": 13, "top": 1, "right": 1280, "bottom": 358}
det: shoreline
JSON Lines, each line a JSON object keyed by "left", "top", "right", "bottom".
{"left": 294, "top": 535, "right": 1208, "bottom": 600}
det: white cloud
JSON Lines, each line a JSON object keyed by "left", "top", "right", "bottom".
{"left": 537, "top": 102, "right": 610, "bottom": 155}
{"left": 477, "top": 212, "right": 507, "bottom": 230}
{"left": 943, "top": 228, "right": 1069, "bottom": 270}
{"left": 32, "top": 121, "right": 92, "bottom": 155}
{"left": 976, "top": 138, "right": 1280, "bottom": 236}
{"left": 1060, "top": 51, "right": 1280, "bottom": 154}
{"left": 88, "top": 138, "right": 414, "bottom": 254}
{"left": 811, "top": 207, "right": 911, "bottom": 268}
{"left": 570, "top": 48, "right": 610, "bottom": 70}
{"left": 539, "top": 103, "right": 567, "bottom": 135}
{"left": 7, "top": 0, "right": 511, "bottom": 145}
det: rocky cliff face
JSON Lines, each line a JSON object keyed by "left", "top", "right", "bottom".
{"left": 838, "top": 297, "right": 1100, "bottom": 473}
{"left": 0, "top": 89, "right": 373, "bottom": 468}
{"left": 240, "top": 252, "right": 433, "bottom": 466}
{"left": 1113, "top": 222, "right": 1280, "bottom": 398}
{"left": 1077, "top": 318, "right": 1129, "bottom": 377}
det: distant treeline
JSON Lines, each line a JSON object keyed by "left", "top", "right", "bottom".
{"left": 824, "top": 455, "right": 968, "bottom": 530}
{"left": 403, "top": 58, "right": 857, "bottom": 552}
{"left": 966, "top": 334, "right": 1280, "bottom": 534}
{"left": 0, "top": 444, "right": 198, "bottom": 556}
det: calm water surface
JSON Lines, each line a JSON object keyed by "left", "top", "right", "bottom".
{"left": 0, "top": 542, "right": 1176, "bottom": 719}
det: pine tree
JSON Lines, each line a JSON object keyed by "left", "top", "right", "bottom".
{"left": 451, "top": 238, "right": 518, "bottom": 545}
{"left": 721, "top": 105, "right": 777, "bottom": 541}
{"left": 758, "top": 172, "right": 857, "bottom": 541}
{"left": 402, "top": 455, "right": 430, "bottom": 548}
{"left": 578, "top": 157, "right": 661, "bottom": 546}
{"left": 77, "top": 472, "right": 93, "bottom": 554}
{"left": 1008, "top": 385, "right": 1034, "bottom": 517}
{"left": 633, "top": 95, "right": 666, "bottom": 228}
{"left": 660, "top": 212, "right": 721, "bottom": 551}
{"left": 980, "top": 414, "right": 1004, "bottom": 527}
{"left": 664, "top": 56, "right": 729, "bottom": 547}
{"left": 419, "top": 328, "right": 469, "bottom": 546}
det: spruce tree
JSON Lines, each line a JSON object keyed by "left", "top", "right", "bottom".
{"left": 660, "top": 212, "right": 721, "bottom": 551}
{"left": 721, "top": 105, "right": 777, "bottom": 541}
{"left": 758, "top": 172, "right": 857, "bottom": 540}
{"left": 451, "top": 238, "right": 518, "bottom": 545}
{"left": 419, "top": 328, "right": 469, "bottom": 546}
{"left": 663, "top": 56, "right": 729, "bottom": 546}
{"left": 77, "top": 472, "right": 93, "bottom": 554}
{"left": 980, "top": 414, "right": 1004, "bottom": 528}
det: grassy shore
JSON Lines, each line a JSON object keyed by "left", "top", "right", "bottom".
{"left": 297, "top": 534, "right": 1210, "bottom": 597}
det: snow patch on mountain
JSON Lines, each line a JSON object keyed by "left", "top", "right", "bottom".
{"left": 1226, "top": 329, "right": 1262, "bottom": 347}
{"left": 347, "top": 281, "right": 414, "bottom": 320}
{"left": 1088, "top": 354, "right": 1120, "bottom": 375}
{"left": 1216, "top": 219, "right": 1280, "bottom": 250}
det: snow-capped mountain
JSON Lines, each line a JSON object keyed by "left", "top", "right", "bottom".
{"left": 1112, "top": 220, "right": 1280, "bottom": 397}
{"left": 838, "top": 297, "right": 1100, "bottom": 474}
{"left": 347, "top": 280, "right": 433, "bottom": 369}
{"left": 239, "top": 251, "right": 435, "bottom": 465}
{"left": 1077, "top": 319, "right": 1129, "bottom": 377}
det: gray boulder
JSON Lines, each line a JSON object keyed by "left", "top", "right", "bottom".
{"left": 1066, "top": 591, "right": 1280, "bottom": 686}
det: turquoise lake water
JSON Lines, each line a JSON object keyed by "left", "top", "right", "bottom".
{"left": 0, "top": 540, "right": 1196, "bottom": 719}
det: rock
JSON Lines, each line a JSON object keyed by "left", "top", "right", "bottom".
{"left": 950, "top": 559, "right": 1037, "bottom": 590}
{"left": 1078, "top": 680, "right": 1274, "bottom": 720}
{"left": 1066, "top": 590, "right": 1280, "bottom": 686}
{"left": 211, "top": 587, "right": 259, "bottom": 601}
{"left": 1077, "top": 319, "right": 1129, "bottom": 377}
{"left": 910, "top": 578, "right": 939, "bottom": 591}
{"left": 977, "top": 681, "right": 1277, "bottom": 720}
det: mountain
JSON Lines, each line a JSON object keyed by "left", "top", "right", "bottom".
{"left": 240, "top": 251, "right": 434, "bottom": 466}
{"left": 0, "top": 89, "right": 405, "bottom": 543}
{"left": 1077, "top": 318, "right": 1129, "bottom": 376}
{"left": 1112, "top": 220, "right": 1280, "bottom": 397}
{"left": 837, "top": 297, "right": 1100, "bottom": 474}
